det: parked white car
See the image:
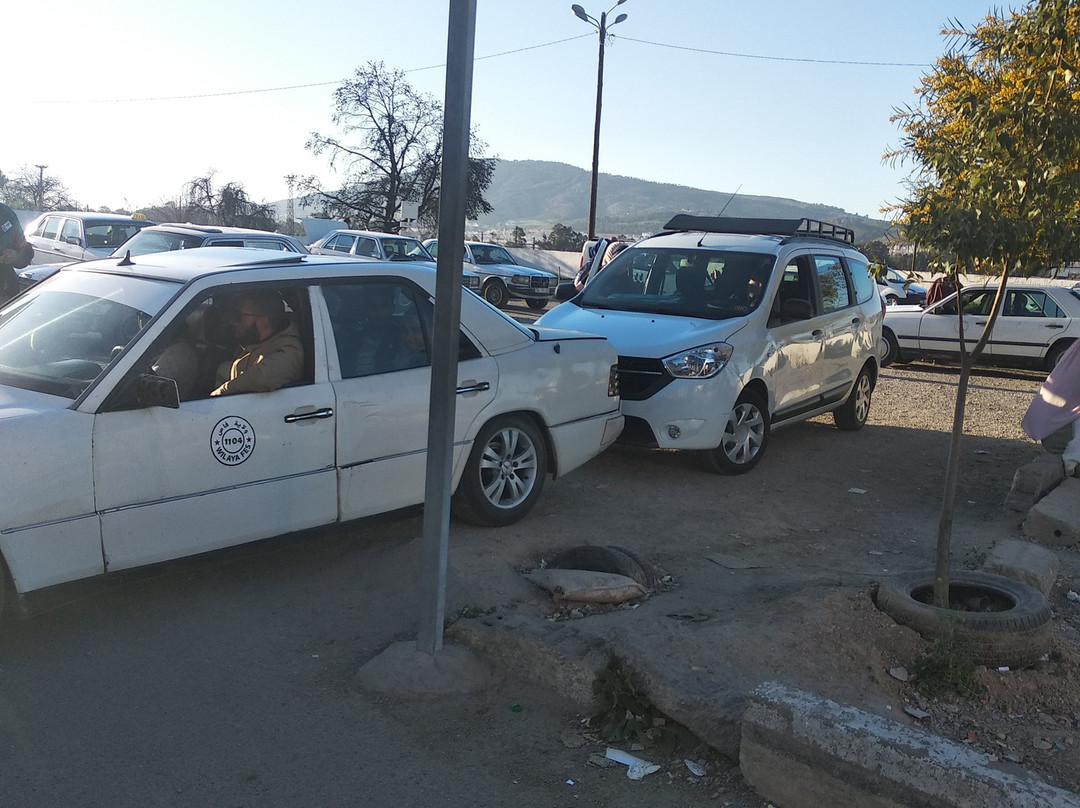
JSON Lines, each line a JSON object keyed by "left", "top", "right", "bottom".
{"left": 423, "top": 240, "right": 558, "bottom": 310}
{"left": 538, "top": 216, "right": 882, "bottom": 473}
{"left": 878, "top": 267, "right": 927, "bottom": 306}
{"left": 881, "top": 280, "right": 1080, "bottom": 370}
{"left": 0, "top": 248, "right": 623, "bottom": 617}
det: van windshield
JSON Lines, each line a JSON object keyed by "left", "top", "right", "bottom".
{"left": 577, "top": 247, "right": 774, "bottom": 320}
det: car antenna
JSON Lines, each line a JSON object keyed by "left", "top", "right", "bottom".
{"left": 717, "top": 184, "right": 742, "bottom": 217}
{"left": 699, "top": 185, "right": 742, "bottom": 245}
{"left": 117, "top": 250, "right": 134, "bottom": 266}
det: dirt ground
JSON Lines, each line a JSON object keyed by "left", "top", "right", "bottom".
{"left": 441, "top": 330, "right": 1080, "bottom": 800}
{"left": 2, "top": 337, "right": 1079, "bottom": 807}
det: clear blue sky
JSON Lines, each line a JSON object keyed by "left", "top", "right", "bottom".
{"left": 8, "top": 0, "right": 1002, "bottom": 219}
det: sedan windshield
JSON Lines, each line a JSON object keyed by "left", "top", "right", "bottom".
{"left": 470, "top": 245, "right": 516, "bottom": 265}
{"left": 577, "top": 247, "right": 775, "bottom": 320}
{"left": 0, "top": 272, "right": 179, "bottom": 398}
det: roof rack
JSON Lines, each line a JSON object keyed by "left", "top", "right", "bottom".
{"left": 662, "top": 215, "right": 855, "bottom": 246}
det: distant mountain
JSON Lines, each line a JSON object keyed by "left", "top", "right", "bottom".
{"left": 277, "top": 158, "right": 894, "bottom": 243}
{"left": 477, "top": 159, "right": 893, "bottom": 243}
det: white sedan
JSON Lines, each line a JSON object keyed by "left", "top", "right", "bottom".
{"left": 0, "top": 248, "right": 623, "bottom": 617}
{"left": 881, "top": 281, "right": 1080, "bottom": 370}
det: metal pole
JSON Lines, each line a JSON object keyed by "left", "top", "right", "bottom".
{"left": 587, "top": 12, "right": 606, "bottom": 241}
{"left": 417, "top": 0, "right": 476, "bottom": 655}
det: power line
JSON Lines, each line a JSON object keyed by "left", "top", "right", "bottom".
{"left": 35, "top": 32, "right": 926, "bottom": 106}
{"left": 617, "top": 35, "right": 928, "bottom": 67}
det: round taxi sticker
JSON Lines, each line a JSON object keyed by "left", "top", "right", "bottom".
{"left": 211, "top": 417, "right": 256, "bottom": 466}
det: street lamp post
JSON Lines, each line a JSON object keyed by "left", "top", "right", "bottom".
{"left": 571, "top": 1, "right": 627, "bottom": 241}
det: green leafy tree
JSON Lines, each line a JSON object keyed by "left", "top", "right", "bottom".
{"left": 301, "top": 61, "right": 494, "bottom": 234}
{"left": 506, "top": 226, "right": 527, "bottom": 248}
{"left": 887, "top": 0, "right": 1080, "bottom": 604}
{"left": 538, "top": 223, "right": 587, "bottom": 251}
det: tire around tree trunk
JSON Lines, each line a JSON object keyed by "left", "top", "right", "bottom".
{"left": 874, "top": 569, "right": 1052, "bottom": 669}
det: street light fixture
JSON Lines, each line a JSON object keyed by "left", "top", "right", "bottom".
{"left": 571, "top": 0, "right": 628, "bottom": 240}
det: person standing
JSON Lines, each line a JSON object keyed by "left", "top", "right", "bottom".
{"left": 0, "top": 202, "right": 33, "bottom": 304}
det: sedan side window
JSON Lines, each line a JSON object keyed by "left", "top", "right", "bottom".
{"left": 326, "top": 282, "right": 429, "bottom": 378}
{"left": 326, "top": 234, "right": 354, "bottom": 253}
{"left": 60, "top": 219, "right": 81, "bottom": 244}
{"left": 1005, "top": 290, "right": 1062, "bottom": 318}
{"left": 39, "top": 217, "right": 62, "bottom": 240}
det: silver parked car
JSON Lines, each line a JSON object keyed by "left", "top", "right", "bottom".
{"left": 25, "top": 211, "right": 156, "bottom": 264}
{"left": 19, "top": 223, "right": 309, "bottom": 291}
{"left": 308, "top": 228, "right": 481, "bottom": 293}
{"left": 423, "top": 240, "right": 558, "bottom": 310}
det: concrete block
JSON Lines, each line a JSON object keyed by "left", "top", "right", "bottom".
{"left": 740, "top": 681, "right": 1080, "bottom": 808}
{"left": 983, "top": 539, "right": 1060, "bottom": 597}
{"left": 1024, "top": 477, "right": 1080, "bottom": 547}
{"left": 1006, "top": 454, "right": 1065, "bottom": 513}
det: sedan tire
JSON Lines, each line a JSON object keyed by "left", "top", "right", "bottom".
{"left": 483, "top": 281, "right": 509, "bottom": 308}
{"left": 526, "top": 298, "right": 548, "bottom": 311}
{"left": 452, "top": 415, "right": 548, "bottom": 527}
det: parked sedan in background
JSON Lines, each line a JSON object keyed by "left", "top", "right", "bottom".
{"left": 0, "top": 248, "right": 623, "bottom": 618}
{"left": 423, "top": 239, "right": 558, "bottom": 310}
{"left": 878, "top": 267, "right": 927, "bottom": 306}
{"left": 18, "top": 223, "right": 309, "bottom": 291}
{"left": 307, "top": 228, "right": 481, "bottom": 293}
{"left": 24, "top": 211, "right": 155, "bottom": 264}
{"left": 881, "top": 281, "right": 1080, "bottom": 370}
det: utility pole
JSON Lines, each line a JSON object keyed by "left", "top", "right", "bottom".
{"left": 284, "top": 174, "right": 296, "bottom": 236}
{"left": 572, "top": 1, "right": 628, "bottom": 240}
{"left": 34, "top": 165, "right": 47, "bottom": 210}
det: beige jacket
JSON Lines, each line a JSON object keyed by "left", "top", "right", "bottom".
{"left": 211, "top": 322, "right": 304, "bottom": 396}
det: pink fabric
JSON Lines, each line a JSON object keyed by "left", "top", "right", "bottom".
{"left": 1022, "top": 339, "right": 1080, "bottom": 440}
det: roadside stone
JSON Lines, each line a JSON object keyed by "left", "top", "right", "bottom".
{"left": 982, "top": 539, "right": 1060, "bottom": 596}
{"left": 1024, "top": 478, "right": 1080, "bottom": 546}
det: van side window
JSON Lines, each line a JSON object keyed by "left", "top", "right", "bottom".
{"left": 814, "top": 256, "right": 851, "bottom": 313}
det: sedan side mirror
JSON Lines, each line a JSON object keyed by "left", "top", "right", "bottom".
{"left": 136, "top": 373, "right": 180, "bottom": 409}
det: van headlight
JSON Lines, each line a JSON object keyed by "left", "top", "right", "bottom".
{"left": 662, "top": 343, "right": 732, "bottom": 379}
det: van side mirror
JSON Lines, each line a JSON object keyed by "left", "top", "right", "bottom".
{"left": 555, "top": 281, "right": 579, "bottom": 302}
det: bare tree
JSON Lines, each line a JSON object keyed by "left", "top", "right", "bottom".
{"left": 301, "top": 61, "right": 493, "bottom": 233}
{"left": 0, "top": 165, "right": 76, "bottom": 211}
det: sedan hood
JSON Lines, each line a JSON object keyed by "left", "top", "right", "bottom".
{"left": 537, "top": 303, "right": 748, "bottom": 357}
{"left": 0, "top": 384, "right": 72, "bottom": 420}
{"left": 471, "top": 262, "right": 556, "bottom": 279}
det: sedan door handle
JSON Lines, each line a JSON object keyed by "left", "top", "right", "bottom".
{"left": 457, "top": 381, "right": 491, "bottom": 395}
{"left": 284, "top": 407, "right": 334, "bottom": 423}
{"left": 1046, "top": 323, "right": 1066, "bottom": 329}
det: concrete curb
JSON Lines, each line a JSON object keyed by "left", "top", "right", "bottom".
{"left": 741, "top": 681, "right": 1080, "bottom": 808}
{"left": 1024, "top": 478, "right": 1080, "bottom": 546}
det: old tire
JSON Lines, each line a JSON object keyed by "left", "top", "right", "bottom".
{"left": 526, "top": 298, "right": 548, "bottom": 311}
{"left": 703, "top": 389, "right": 769, "bottom": 475}
{"left": 452, "top": 415, "right": 548, "bottom": 527}
{"left": 483, "top": 281, "right": 509, "bottom": 308}
{"left": 833, "top": 367, "right": 873, "bottom": 431}
{"left": 874, "top": 569, "right": 1052, "bottom": 669}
